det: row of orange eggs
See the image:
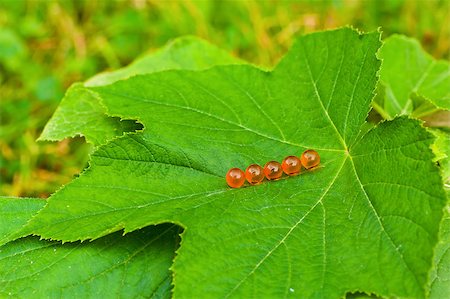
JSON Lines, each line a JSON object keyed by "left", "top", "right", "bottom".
{"left": 226, "top": 149, "right": 320, "bottom": 188}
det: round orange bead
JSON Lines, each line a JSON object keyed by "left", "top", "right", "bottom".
{"left": 301, "top": 150, "right": 320, "bottom": 169}
{"left": 226, "top": 168, "right": 246, "bottom": 188}
{"left": 245, "top": 164, "right": 265, "bottom": 185}
{"left": 263, "top": 161, "right": 283, "bottom": 180}
{"left": 281, "top": 156, "right": 302, "bottom": 176}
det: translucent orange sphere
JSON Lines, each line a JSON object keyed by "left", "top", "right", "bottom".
{"left": 226, "top": 168, "right": 246, "bottom": 188}
{"left": 245, "top": 164, "right": 265, "bottom": 185}
{"left": 281, "top": 156, "right": 302, "bottom": 176}
{"left": 301, "top": 150, "right": 320, "bottom": 169}
{"left": 263, "top": 161, "right": 283, "bottom": 180}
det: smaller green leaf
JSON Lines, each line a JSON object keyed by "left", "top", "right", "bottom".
{"left": 85, "top": 35, "right": 244, "bottom": 87}
{"left": 431, "top": 129, "right": 450, "bottom": 183}
{"left": 0, "top": 197, "right": 178, "bottom": 298}
{"left": 376, "top": 35, "right": 450, "bottom": 119}
{"left": 429, "top": 204, "right": 450, "bottom": 298}
{"left": 39, "top": 36, "right": 243, "bottom": 145}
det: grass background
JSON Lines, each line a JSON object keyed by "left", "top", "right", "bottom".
{"left": 0, "top": 0, "right": 449, "bottom": 197}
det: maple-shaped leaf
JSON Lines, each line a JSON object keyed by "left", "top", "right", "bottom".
{"left": 24, "top": 28, "right": 446, "bottom": 298}
{"left": 0, "top": 197, "right": 178, "bottom": 298}
{"left": 375, "top": 35, "right": 450, "bottom": 119}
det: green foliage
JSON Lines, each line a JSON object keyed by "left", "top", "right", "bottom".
{"left": 1, "top": 1, "right": 449, "bottom": 296}
{"left": 376, "top": 35, "right": 450, "bottom": 119}
{"left": 0, "top": 29, "right": 27, "bottom": 71}
{"left": 5, "top": 28, "right": 446, "bottom": 298}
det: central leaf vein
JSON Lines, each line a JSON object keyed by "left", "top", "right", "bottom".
{"left": 299, "top": 42, "right": 347, "bottom": 149}
{"left": 225, "top": 157, "right": 348, "bottom": 297}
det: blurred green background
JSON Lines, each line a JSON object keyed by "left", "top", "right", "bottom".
{"left": 0, "top": 0, "right": 449, "bottom": 197}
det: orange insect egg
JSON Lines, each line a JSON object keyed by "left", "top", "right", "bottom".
{"left": 226, "top": 168, "right": 246, "bottom": 188}
{"left": 263, "top": 161, "right": 283, "bottom": 180}
{"left": 245, "top": 164, "right": 265, "bottom": 185}
{"left": 281, "top": 156, "right": 302, "bottom": 176}
{"left": 301, "top": 150, "right": 320, "bottom": 169}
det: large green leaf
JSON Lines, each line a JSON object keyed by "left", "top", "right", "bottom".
{"left": 0, "top": 197, "right": 178, "bottom": 298}
{"left": 25, "top": 28, "right": 446, "bottom": 298}
{"left": 38, "top": 36, "right": 243, "bottom": 145}
{"left": 375, "top": 35, "right": 450, "bottom": 119}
